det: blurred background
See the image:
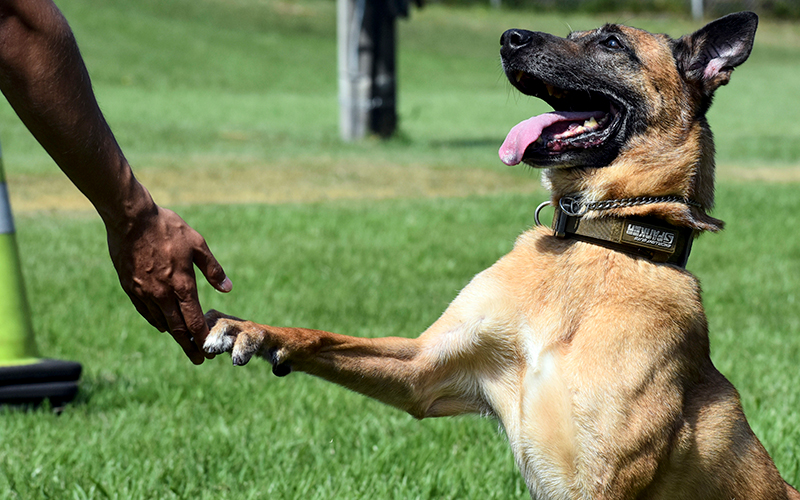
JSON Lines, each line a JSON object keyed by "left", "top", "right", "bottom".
{"left": 0, "top": 1, "right": 797, "bottom": 498}
{"left": 464, "top": 0, "right": 799, "bottom": 17}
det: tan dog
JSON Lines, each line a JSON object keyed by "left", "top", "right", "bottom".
{"left": 205, "top": 12, "right": 800, "bottom": 499}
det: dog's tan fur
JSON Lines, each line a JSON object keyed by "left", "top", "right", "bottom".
{"left": 205, "top": 13, "right": 799, "bottom": 499}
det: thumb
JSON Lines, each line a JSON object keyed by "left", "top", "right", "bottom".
{"left": 194, "top": 241, "right": 232, "bottom": 293}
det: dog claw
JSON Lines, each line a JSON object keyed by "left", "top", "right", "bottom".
{"left": 231, "top": 342, "right": 257, "bottom": 366}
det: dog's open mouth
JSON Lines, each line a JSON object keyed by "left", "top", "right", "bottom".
{"left": 499, "top": 70, "right": 622, "bottom": 166}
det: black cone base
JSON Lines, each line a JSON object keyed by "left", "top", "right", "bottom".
{"left": 0, "top": 359, "right": 82, "bottom": 407}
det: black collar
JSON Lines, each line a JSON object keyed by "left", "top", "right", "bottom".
{"left": 537, "top": 195, "right": 698, "bottom": 268}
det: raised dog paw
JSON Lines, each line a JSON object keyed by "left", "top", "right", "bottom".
{"left": 203, "top": 309, "right": 265, "bottom": 366}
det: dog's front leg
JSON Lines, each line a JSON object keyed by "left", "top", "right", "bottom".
{"left": 204, "top": 309, "right": 488, "bottom": 419}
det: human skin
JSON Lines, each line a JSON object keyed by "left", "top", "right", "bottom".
{"left": 0, "top": 0, "right": 232, "bottom": 363}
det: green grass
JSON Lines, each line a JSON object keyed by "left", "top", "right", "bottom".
{"left": 0, "top": 1, "right": 798, "bottom": 498}
{"left": 4, "top": 195, "right": 536, "bottom": 500}
{"left": 1, "top": 186, "right": 799, "bottom": 499}
{"left": 1, "top": 1, "right": 799, "bottom": 175}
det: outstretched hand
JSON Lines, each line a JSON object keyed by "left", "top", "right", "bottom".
{"left": 0, "top": 0, "right": 232, "bottom": 363}
{"left": 106, "top": 205, "right": 232, "bottom": 364}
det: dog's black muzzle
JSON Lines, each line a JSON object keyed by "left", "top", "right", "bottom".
{"left": 500, "top": 29, "right": 567, "bottom": 62}
{"left": 500, "top": 29, "right": 534, "bottom": 52}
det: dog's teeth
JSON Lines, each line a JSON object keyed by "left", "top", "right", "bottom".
{"left": 584, "top": 117, "right": 599, "bottom": 129}
{"left": 545, "top": 84, "right": 566, "bottom": 99}
{"left": 516, "top": 71, "right": 524, "bottom": 82}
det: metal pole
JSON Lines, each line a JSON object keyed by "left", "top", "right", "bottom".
{"left": 692, "top": 0, "right": 704, "bottom": 20}
{"left": 337, "top": 0, "right": 371, "bottom": 141}
{"left": 337, "top": 0, "right": 355, "bottom": 141}
{"left": 338, "top": 0, "right": 402, "bottom": 141}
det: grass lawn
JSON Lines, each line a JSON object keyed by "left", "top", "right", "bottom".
{"left": 0, "top": 1, "right": 798, "bottom": 498}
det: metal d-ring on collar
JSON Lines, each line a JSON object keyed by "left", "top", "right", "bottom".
{"left": 533, "top": 201, "right": 551, "bottom": 226}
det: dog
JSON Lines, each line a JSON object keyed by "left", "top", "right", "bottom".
{"left": 204, "top": 12, "right": 800, "bottom": 499}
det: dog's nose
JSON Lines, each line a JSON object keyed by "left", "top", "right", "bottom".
{"left": 501, "top": 29, "right": 533, "bottom": 50}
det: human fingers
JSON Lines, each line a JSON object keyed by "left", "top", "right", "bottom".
{"left": 160, "top": 298, "right": 206, "bottom": 365}
{"left": 176, "top": 284, "right": 216, "bottom": 360}
{"left": 193, "top": 240, "right": 232, "bottom": 293}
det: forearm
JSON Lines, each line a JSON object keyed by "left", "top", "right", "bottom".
{"left": 0, "top": 0, "right": 153, "bottom": 228}
{"left": 0, "top": 1, "right": 229, "bottom": 360}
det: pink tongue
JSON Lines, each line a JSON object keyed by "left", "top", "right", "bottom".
{"left": 499, "top": 111, "right": 605, "bottom": 166}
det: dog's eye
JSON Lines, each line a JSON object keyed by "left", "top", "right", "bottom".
{"left": 601, "top": 36, "right": 623, "bottom": 50}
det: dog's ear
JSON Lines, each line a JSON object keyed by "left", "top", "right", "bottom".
{"left": 674, "top": 11, "right": 758, "bottom": 95}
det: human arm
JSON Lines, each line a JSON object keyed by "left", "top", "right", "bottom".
{"left": 0, "top": 0, "right": 232, "bottom": 363}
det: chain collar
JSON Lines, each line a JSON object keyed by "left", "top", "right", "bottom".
{"left": 534, "top": 194, "right": 701, "bottom": 227}
{"left": 558, "top": 194, "right": 702, "bottom": 217}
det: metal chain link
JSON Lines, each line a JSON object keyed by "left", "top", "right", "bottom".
{"left": 559, "top": 194, "right": 702, "bottom": 217}
{"left": 584, "top": 195, "right": 702, "bottom": 211}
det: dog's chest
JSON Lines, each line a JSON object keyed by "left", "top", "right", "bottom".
{"left": 493, "top": 325, "right": 581, "bottom": 499}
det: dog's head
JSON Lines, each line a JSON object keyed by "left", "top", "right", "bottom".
{"left": 499, "top": 12, "right": 757, "bottom": 231}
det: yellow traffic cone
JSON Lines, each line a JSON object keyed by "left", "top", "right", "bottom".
{"left": 0, "top": 142, "right": 81, "bottom": 408}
